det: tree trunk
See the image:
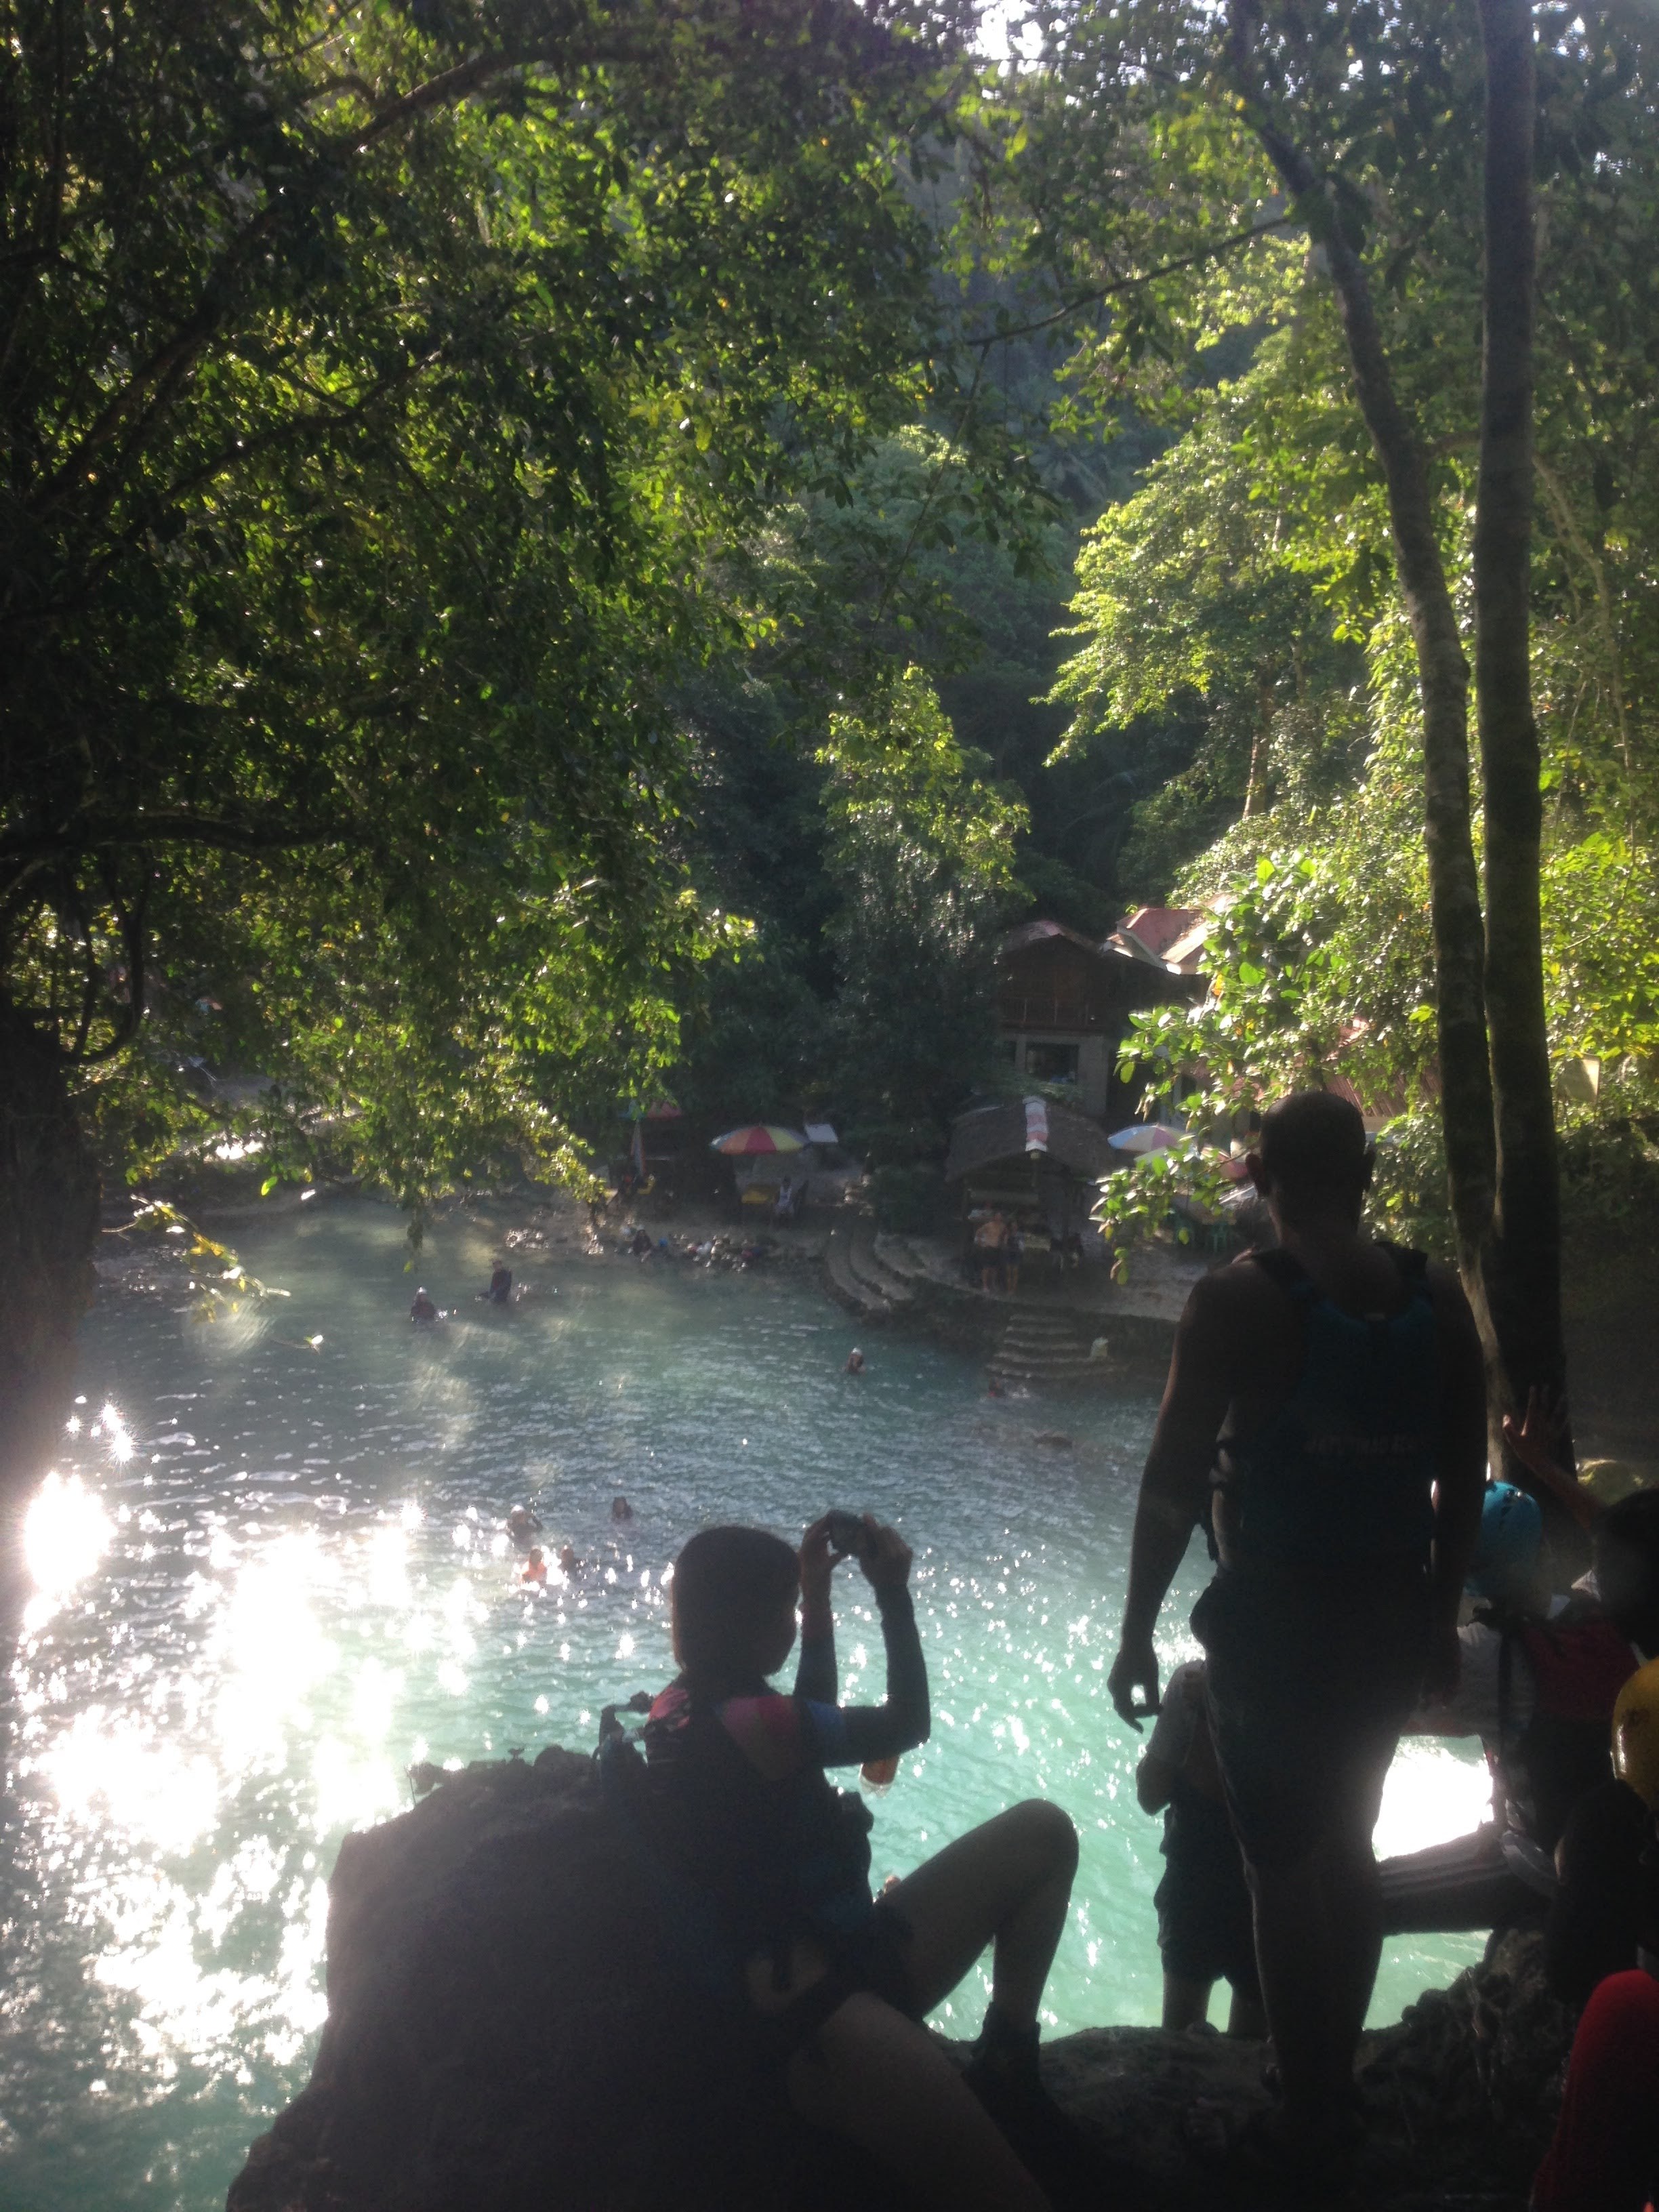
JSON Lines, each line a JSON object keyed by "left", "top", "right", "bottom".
{"left": 0, "top": 994, "right": 102, "bottom": 1628}
{"left": 1475, "top": 0, "right": 1568, "bottom": 1471}
{"left": 1238, "top": 99, "right": 1499, "bottom": 1336}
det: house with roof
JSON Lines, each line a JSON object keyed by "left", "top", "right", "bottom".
{"left": 994, "top": 918, "right": 1200, "bottom": 1120}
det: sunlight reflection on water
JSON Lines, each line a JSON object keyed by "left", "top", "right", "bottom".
{"left": 2, "top": 1200, "right": 1492, "bottom": 2211}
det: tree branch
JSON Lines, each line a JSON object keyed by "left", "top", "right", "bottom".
{"left": 0, "top": 810, "right": 346, "bottom": 866}
{"left": 966, "top": 216, "right": 1295, "bottom": 352}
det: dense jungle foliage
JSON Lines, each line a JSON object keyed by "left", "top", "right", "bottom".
{"left": 5, "top": 0, "right": 1657, "bottom": 1242}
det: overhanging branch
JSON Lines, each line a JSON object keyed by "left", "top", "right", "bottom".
{"left": 0, "top": 810, "right": 347, "bottom": 866}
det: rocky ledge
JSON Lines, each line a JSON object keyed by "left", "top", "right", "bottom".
{"left": 228, "top": 1751, "right": 1572, "bottom": 2212}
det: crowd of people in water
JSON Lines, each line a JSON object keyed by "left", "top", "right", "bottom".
{"left": 520, "top": 1090, "right": 1659, "bottom": 2212}
{"left": 506, "top": 1494, "right": 636, "bottom": 1589}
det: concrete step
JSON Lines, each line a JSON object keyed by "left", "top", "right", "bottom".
{"left": 870, "top": 1233, "right": 943, "bottom": 1290}
{"left": 825, "top": 1223, "right": 889, "bottom": 1317}
{"left": 846, "top": 1218, "right": 914, "bottom": 1306}
{"left": 991, "top": 1309, "right": 1106, "bottom": 1385}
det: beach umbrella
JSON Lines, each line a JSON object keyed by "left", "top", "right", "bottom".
{"left": 1107, "top": 1123, "right": 1182, "bottom": 1154}
{"left": 710, "top": 1124, "right": 808, "bottom": 1156}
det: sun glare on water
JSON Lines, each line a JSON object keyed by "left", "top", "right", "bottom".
{"left": 22, "top": 1469, "right": 115, "bottom": 1631}
{"left": 1, "top": 1215, "right": 1499, "bottom": 2212}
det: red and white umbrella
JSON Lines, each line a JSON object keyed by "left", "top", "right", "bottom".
{"left": 710, "top": 1124, "right": 808, "bottom": 1157}
{"left": 1107, "top": 1123, "right": 1182, "bottom": 1155}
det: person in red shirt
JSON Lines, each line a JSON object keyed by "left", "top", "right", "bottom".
{"left": 1532, "top": 1658, "right": 1659, "bottom": 2212}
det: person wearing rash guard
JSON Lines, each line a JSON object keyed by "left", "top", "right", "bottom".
{"left": 1108, "top": 1090, "right": 1487, "bottom": 2191}
{"left": 640, "top": 1517, "right": 1085, "bottom": 2212}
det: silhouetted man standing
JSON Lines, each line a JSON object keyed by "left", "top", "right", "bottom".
{"left": 1108, "top": 1091, "right": 1486, "bottom": 2186}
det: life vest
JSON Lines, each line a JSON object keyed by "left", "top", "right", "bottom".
{"left": 1496, "top": 1602, "right": 1639, "bottom": 1853}
{"left": 640, "top": 1685, "right": 876, "bottom": 1972}
{"left": 1216, "top": 1245, "right": 1440, "bottom": 1568}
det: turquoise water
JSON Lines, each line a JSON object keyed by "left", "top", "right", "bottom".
{"left": 2, "top": 1199, "right": 1489, "bottom": 2211}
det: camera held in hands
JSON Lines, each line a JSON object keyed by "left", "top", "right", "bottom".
{"left": 824, "top": 1510, "right": 872, "bottom": 1559}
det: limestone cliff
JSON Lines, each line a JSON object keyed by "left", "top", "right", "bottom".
{"left": 228, "top": 1750, "right": 1572, "bottom": 2212}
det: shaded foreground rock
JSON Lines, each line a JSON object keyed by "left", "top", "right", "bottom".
{"left": 228, "top": 1753, "right": 1573, "bottom": 2211}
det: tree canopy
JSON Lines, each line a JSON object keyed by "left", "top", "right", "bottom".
{"left": 1, "top": 0, "right": 995, "bottom": 1212}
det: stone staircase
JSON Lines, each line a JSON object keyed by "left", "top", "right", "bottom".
{"left": 989, "top": 1305, "right": 1103, "bottom": 1387}
{"left": 824, "top": 1216, "right": 917, "bottom": 1318}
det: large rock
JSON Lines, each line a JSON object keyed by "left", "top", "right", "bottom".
{"left": 228, "top": 1751, "right": 1574, "bottom": 2211}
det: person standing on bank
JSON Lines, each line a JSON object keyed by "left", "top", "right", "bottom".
{"left": 1106, "top": 1090, "right": 1486, "bottom": 2187}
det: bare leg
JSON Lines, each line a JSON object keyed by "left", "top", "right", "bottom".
{"left": 1224, "top": 1982, "right": 1269, "bottom": 2041}
{"left": 885, "top": 1798, "right": 1079, "bottom": 2026}
{"left": 785, "top": 1992, "right": 1051, "bottom": 2212}
{"left": 1246, "top": 1850, "right": 1343, "bottom": 2122}
{"left": 1325, "top": 1828, "right": 1385, "bottom": 2057}
{"left": 1162, "top": 1972, "right": 1213, "bottom": 2031}
{"left": 1244, "top": 1745, "right": 1393, "bottom": 2131}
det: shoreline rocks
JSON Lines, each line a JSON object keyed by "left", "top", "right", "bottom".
{"left": 228, "top": 1751, "right": 1572, "bottom": 2212}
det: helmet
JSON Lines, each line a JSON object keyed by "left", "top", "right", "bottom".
{"left": 1467, "top": 1481, "right": 1543, "bottom": 1604}
{"left": 1612, "top": 1658, "right": 1659, "bottom": 1811}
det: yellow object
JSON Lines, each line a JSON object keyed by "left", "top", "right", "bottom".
{"left": 1578, "top": 1460, "right": 1659, "bottom": 1509}
{"left": 1612, "top": 1658, "right": 1659, "bottom": 1811}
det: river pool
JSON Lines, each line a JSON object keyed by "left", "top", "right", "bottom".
{"left": 1, "top": 1199, "right": 1491, "bottom": 2211}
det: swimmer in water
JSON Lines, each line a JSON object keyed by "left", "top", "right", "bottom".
{"left": 611, "top": 1496, "right": 634, "bottom": 1523}
{"left": 410, "top": 1288, "right": 439, "bottom": 1323}
{"left": 486, "top": 1263, "right": 513, "bottom": 1305}
{"left": 987, "top": 1376, "right": 1008, "bottom": 1399}
{"left": 845, "top": 1347, "right": 865, "bottom": 1375}
{"left": 558, "top": 1542, "right": 580, "bottom": 1577}
{"left": 507, "top": 1504, "right": 543, "bottom": 1551}
{"left": 521, "top": 1547, "right": 548, "bottom": 1586}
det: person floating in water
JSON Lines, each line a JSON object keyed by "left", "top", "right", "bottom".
{"left": 507, "top": 1504, "right": 543, "bottom": 1552}
{"left": 844, "top": 1348, "right": 865, "bottom": 1376}
{"left": 1136, "top": 1659, "right": 1266, "bottom": 2040}
{"left": 1108, "top": 1090, "right": 1486, "bottom": 2190}
{"left": 520, "top": 1546, "right": 548, "bottom": 1586}
{"left": 410, "top": 1288, "right": 439, "bottom": 1323}
{"left": 631, "top": 1515, "right": 1087, "bottom": 2208}
{"left": 611, "top": 1495, "right": 634, "bottom": 1523}
{"left": 486, "top": 1264, "right": 513, "bottom": 1305}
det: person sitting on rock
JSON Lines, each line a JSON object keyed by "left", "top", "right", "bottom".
{"left": 638, "top": 1517, "right": 1086, "bottom": 2210}
{"left": 1532, "top": 1658, "right": 1659, "bottom": 2212}
{"left": 507, "top": 1504, "right": 543, "bottom": 1552}
{"left": 521, "top": 1546, "right": 548, "bottom": 1586}
{"left": 1401, "top": 1483, "right": 1655, "bottom": 1858}
{"left": 410, "top": 1287, "right": 439, "bottom": 1323}
{"left": 1136, "top": 1658, "right": 1267, "bottom": 2041}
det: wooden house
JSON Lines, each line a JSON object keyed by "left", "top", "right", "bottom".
{"left": 995, "top": 919, "right": 1200, "bottom": 1120}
